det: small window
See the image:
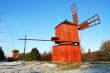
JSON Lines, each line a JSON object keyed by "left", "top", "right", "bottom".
{"left": 73, "top": 42, "right": 79, "bottom": 46}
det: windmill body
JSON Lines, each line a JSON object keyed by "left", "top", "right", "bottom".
{"left": 52, "top": 20, "right": 81, "bottom": 62}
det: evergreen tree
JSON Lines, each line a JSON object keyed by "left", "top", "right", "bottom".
{"left": 30, "top": 48, "right": 40, "bottom": 60}
{"left": 0, "top": 48, "right": 5, "bottom": 61}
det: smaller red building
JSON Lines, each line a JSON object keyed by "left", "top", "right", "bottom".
{"left": 12, "top": 50, "right": 20, "bottom": 59}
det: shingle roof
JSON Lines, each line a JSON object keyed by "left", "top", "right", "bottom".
{"left": 55, "top": 19, "right": 74, "bottom": 29}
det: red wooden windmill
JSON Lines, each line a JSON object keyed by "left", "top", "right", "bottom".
{"left": 19, "top": 3, "right": 100, "bottom": 63}
{"left": 51, "top": 3, "right": 100, "bottom": 62}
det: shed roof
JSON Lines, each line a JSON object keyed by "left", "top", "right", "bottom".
{"left": 55, "top": 19, "right": 74, "bottom": 29}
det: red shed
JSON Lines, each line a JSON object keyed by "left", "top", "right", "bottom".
{"left": 12, "top": 50, "right": 20, "bottom": 59}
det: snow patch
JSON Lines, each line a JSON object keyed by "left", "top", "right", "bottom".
{"left": 41, "top": 63, "right": 56, "bottom": 67}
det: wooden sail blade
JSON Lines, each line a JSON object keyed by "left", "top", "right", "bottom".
{"left": 78, "top": 14, "right": 100, "bottom": 30}
{"left": 71, "top": 3, "right": 78, "bottom": 25}
{"left": 19, "top": 38, "right": 74, "bottom": 42}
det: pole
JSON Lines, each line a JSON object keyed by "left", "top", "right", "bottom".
{"left": 23, "top": 35, "right": 27, "bottom": 66}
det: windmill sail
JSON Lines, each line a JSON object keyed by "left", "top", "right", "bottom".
{"left": 19, "top": 38, "right": 73, "bottom": 42}
{"left": 78, "top": 14, "right": 100, "bottom": 30}
{"left": 71, "top": 3, "right": 78, "bottom": 25}
{"left": 19, "top": 38, "right": 51, "bottom": 41}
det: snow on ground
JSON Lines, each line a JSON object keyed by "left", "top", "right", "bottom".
{"left": 0, "top": 61, "right": 110, "bottom": 73}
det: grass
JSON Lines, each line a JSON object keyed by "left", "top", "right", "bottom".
{"left": 56, "top": 62, "right": 81, "bottom": 70}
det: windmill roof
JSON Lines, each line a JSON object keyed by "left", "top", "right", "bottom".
{"left": 55, "top": 19, "right": 74, "bottom": 29}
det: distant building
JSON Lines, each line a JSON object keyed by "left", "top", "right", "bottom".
{"left": 12, "top": 50, "right": 20, "bottom": 59}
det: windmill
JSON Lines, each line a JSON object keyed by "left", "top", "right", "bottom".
{"left": 52, "top": 3, "right": 100, "bottom": 62}
{"left": 19, "top": 3, "right": 100, "bottom": 63}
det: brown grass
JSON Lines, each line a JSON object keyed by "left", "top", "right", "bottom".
{"left": 56, "top": 62, "right": 81, "bottom": 70}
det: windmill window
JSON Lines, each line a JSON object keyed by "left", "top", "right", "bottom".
{"left": 73, "top": 42, "right": 79, "bottom": 46}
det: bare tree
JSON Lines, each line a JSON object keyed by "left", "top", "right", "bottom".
{"left": 99, "top": 40, "right": 110, "bottom": 61}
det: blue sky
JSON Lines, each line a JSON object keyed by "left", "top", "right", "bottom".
{"left": 0, "top": 0, "right": 110, "bottom": 56}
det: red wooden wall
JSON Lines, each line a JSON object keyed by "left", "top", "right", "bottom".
{"left": 55, "top": 23, "right": 79, "bottom": 43}
{"left": 52, "top": 45, "right": 81, "bottom": 62}
{"left": 52, "top": 21, "right": 81, "bottom": 63}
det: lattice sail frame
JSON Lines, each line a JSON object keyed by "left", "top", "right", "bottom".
{"left": 71, "top": 3, "right": 78, "bottom": 25}
{"left": 78, "top": 14, "right": 100, "bottom": 30}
